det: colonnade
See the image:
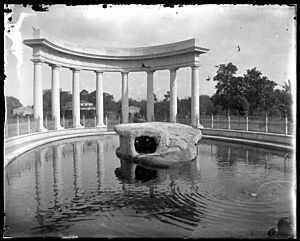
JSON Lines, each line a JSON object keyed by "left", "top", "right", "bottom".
{"left": 33, "top": 60, "right": 201, "bottom": 131}
{"left": 33, "top": 61, "right": 106, "bottom": 131}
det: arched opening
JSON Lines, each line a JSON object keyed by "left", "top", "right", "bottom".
{"left": 134, "top": 136, "right": 157, "bottom": 154}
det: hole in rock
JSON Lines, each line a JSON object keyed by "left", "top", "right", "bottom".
{"left": 134, "top": 136, "right": 157, "bottom": 154}
{"left": 135, "top": 165, "right": 157, "bottom": 182}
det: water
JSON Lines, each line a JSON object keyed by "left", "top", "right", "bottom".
{"left": 4, "top": 134, "right": 295, "bottom": 238}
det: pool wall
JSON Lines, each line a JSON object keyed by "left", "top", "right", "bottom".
{"left": 4, "top": 127, "right": 294, "bottom": 168}
{"left": 201, "top": 128, "right": 294, "bottom": 151}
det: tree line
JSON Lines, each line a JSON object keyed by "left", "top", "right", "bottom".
{"left": 5, "top": 62, "right": 292, "bottom": 120}
{"left": 211, "top": 63, "right": 292, "bottom": 118}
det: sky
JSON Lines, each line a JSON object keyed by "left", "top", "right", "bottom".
{"left": 4, "top": 4, "right": 296, "bottom": 106}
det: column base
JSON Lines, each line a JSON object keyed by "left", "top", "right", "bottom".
{"left": 39, "top": 127, "right": 47, "bottom": 132}
{"left": 197, "top": 123, "right": 204, "bottom": 129}
{"left": 73, "top": 125, "right": 84, "bottom": 129}
{"left": 56, "top": 126, "right": 64, "bottom": 130}
{"left": 191, "top": 123, "right": 203, "bottom": 129}
{"left": 96, "top": 124, "right": 107, "bottom": 128}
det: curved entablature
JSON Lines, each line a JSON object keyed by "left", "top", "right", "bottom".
{"left": 23, "top": 29, "right": 209, "bottom": 72}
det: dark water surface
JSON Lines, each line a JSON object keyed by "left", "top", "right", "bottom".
{"left": 4, "top": 134, "right": 295, "bottom": 238}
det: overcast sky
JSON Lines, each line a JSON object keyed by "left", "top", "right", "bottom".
{"left": 4, "top": 4, "right": 296, "bottom": 106}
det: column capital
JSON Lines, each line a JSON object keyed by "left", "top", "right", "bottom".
{"left": 94, "top": 70, "right": 104, "bottom": 74}
{"left": 121, "top": 71, "right": 129, "bottom": 75}
{"left": 191, "top": 64, "right": 201, "bottom": 69}
{"left": 49, "top": 63, "right": 61, "bottom": 69}
{"left": 146, "top": 69, "right": 155, "bottom": 74}
{"left": 169, "top": 67, "right": 179, "bottom": 72}
{"left": 31, "top": 59, "right": 44, "bottom": 64}
{"left": 71, "top": 67, "right": 81, "bottom": 72}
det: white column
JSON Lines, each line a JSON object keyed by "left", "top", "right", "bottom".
{"left": 33, "top": 60, "right": 46, "bottom": 132}
{"left": 147, "top": 70, "right": 155, "bottom": 122}
{"left": 170, "top": 68, "right": 178, "bottom": 123}
{"left": 191, "top": 65, "right": 201, "bottom": 128}
{"left": 50, "top": 64, "right": 63, "bottom": 130}
{"left": 121, "top": 72, "right": 129, "bottom": 124}
{"left": 72, "top": 68, "right": 82, "bottom": 128}
{"left": 95, "top": 71, "right": 105, "bottom": 127}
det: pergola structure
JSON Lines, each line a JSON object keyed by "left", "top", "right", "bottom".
{"left": 23, "top": 29, "right": 209, "bottom": 131}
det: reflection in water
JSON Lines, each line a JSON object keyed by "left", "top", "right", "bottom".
{"left": 73, "top": 142, "right": 82, "bottom": 198}
{"left": 114, "top": 157, "right": 203, "bottom": 231}
{"left": 34, "top": 148, "right": 46, "bottom": 229}
{"left": 115, "top": 158, "right": 168, "bottom": 185}
{"left": 96, "top": 141, "right": 105, "bottom": 193}
{"left": 4, "top": 136, "right": 295, "bottom": 238}
{"left": 53, "top": 145, "right": 63, "bottom": 208}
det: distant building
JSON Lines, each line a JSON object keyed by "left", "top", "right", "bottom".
{"left": 129, "top": 106, "right": 141, "bottom": 115}
{"left": 62, "top": 100, "right": 95, "bottom": 111}
{"left": 61, "top": 100, "right": 96, "bottom": 118}
{"left": 13, "top": 106, "right": 34, "bottom": 117}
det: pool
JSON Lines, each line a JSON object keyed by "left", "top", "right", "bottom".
{"left": 4, "top": 134, "right": 295, "bottom": 238}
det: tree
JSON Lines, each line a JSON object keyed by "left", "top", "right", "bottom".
{"left": 199, "top": 95, "right": 215, "bottom": 115}
{"left": 5, "top": 96, "right": 23, "bottom": 118}
{"left": 212, "top": 63, "right": 239, "bottom": 115}
{"left": 244, "top": 68, "right": 277, "bottom": 115}
{"left": 80, "top": 89, "right": 89, "bottom": 101}
{"left": 274, "top": 80, "right": 293, "bottom": 118}
{"left": 212, "top": 64, "right": 279, "bottom": 116}
{"left": 60, "top": 90, "right": 72, "bottom": 108}
{"left": 178, "top": 97, "right": 191, "bottom": 117}
{"left": 43, "top": 89, "right": 52, "bottom": 117}
{"left": 153, "top": 93, "right": 158, "bottom": 103}
{"left": 163, "top": 91, "right": 170, "bottom": 102}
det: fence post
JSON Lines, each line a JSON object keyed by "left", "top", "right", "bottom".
{"left": 54, "top": 116, "right": 57, "bottom": 130}
{"left": 228, "top": 114, "right": 231, "bottom": 130}
{"left": 246, "top": 113, "right": 249, "bottom": 132}
{"left": 63, "top": 115, "right": 65, "bottom": 128}
{"left": 285, "top": 112, "right": 288, "bottom": 135}
{"left": 94, "top": 115, "right": 97, "bottom": 127}
{"left": 27, "top": 116, "right": 30, "bottom": 134}
{"left": 211, "top": 114, "right": 214, "bottom": 129}
{"left": 16, "top": 116, "right": 20, "bottom": 136}
{"left": 37, "top": 116, "right": 40, "bottom": 132}
{"left": 196, "top": 114, "right": 199, "bottom": 128}
{"left": 83, "top": 114, "right": 85, "bottom": 127}
{"left": 105, "top": 115, "right": 108, "bottom": 125}
{"left": 45, "top": 115, "right": 48, "bottom": 130}
{"left": 265, "top": 113, "right": 268, "bottom": 133}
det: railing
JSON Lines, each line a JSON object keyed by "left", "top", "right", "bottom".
{"left": 177, "top": 114, "right": 294, "bottom": 135}
{"left": 4, "top": 113, "right": 294, "bottom": 139}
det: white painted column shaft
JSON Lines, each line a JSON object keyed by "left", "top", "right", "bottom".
{"left": 147, "top": 70, "right": 154, "bottom": 122}
{"left": 95, "top": 71, "right": 104, "bottom": 126}
{"left": 51, "top": 64, "right": 62, "bottom": 129}
{"left": 191, "top": 66, "right": 200, "bottom": 127}
{"left": 170, "top": 68, "right": 178, "bottom": 123}
{"left": 121, "top": 72, "right": 129, "bottom": 124}
{"left": 72, "top": 68, "right": 82, "bottom": 128}
{"left": 33, "top": 60, "right": 45, "bottom": 131}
